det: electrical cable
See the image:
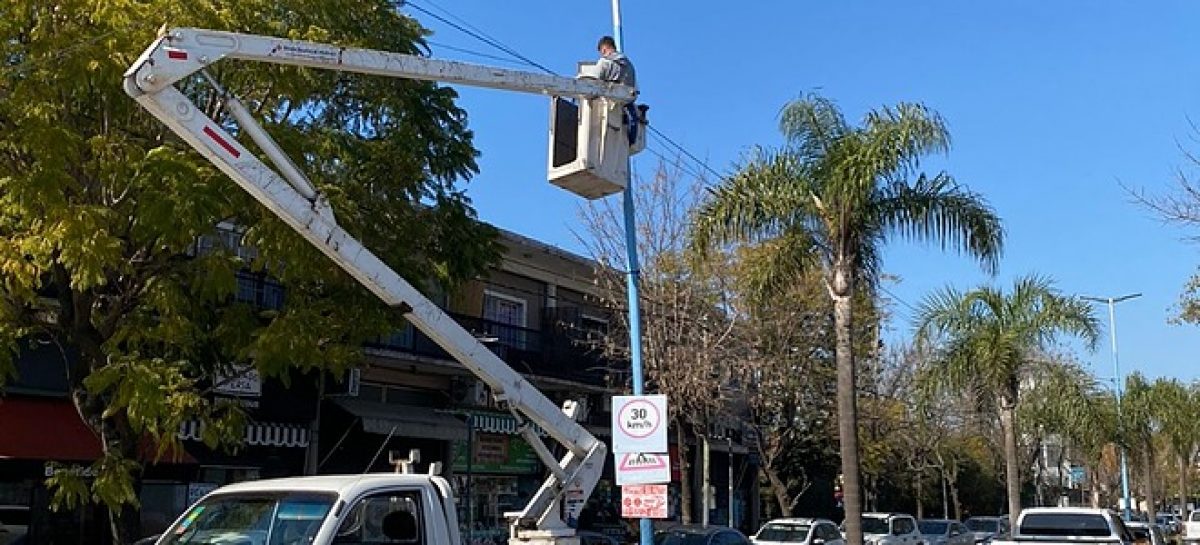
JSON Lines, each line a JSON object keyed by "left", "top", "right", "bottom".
{"left": 425, "top": 41, "right": 528, "bottom": 65}
{"left": 404, "top": 0, "right": 558, "bottom": 76}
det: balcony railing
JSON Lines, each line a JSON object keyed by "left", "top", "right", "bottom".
{"left": 366, "top": 308, "right": 622, "bottom": 385}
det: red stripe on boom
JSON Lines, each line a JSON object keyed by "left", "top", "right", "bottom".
{"left": 167, "top": 49, "right": 188, "bottom": 60}
{"left": 203, "top": 126, "right": 241, "bottom": 158}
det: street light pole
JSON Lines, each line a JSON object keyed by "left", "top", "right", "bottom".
{"left": 1081, "top": 293, "right": 1141, "bottom": 521}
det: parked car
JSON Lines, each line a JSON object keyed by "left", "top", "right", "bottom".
{"left": 1127, "top": 522, "right": 1168, "bottom": 545}
{"left": 656, "top": 525, "right": 752, "bottom": 545}
{"left": 0, "top": 506, "right": 29, "bottom": 545}
{"left": 919, "top": 519, "right": 974, "bottom": 545}
{"left": 965, "top": 517, "right": 1011, "bottom": 545}
{"left": 753, "top": 518, "right": 845, "bottom": 545}
{"left": 859, "top": 513, "right": 923, "bottom": 545}
{"left": 1183, "top": 511, "right": 1200, "bottom": 545}
{"left": 1156, "top": 514, "right": 1181, "bottom": 537}
{"left": 989, "top": 508, "right": 1131, "bottom": 545}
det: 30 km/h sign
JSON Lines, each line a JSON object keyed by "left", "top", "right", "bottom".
{"left": 611, "top": 395, "right": 668, "bottom": 453}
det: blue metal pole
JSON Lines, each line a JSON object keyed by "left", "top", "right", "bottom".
{"left": 1108, "top": 299, "right": 1133, "bottom": 521}
{"left": 609, "top": 2, "right": 653, "bottom": 544}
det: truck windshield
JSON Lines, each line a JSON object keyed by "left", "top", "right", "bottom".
{"left": 756, "top": 524, "right": 811, "bottom": 542}
{"left": 159, "top": 492, "right": 336, "bottom": 545}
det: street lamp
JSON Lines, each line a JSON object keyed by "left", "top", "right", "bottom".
{"left": 1080, "top": 293, "right": 1141, "bottom": 521}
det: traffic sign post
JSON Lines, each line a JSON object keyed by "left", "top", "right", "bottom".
{"left": 615, "top": 452, "right": 671, "bottom": 486}
{"left": 611, "top": 395, "right": 668, "bottom": 453}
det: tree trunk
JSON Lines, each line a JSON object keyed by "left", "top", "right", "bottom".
{"left": 764, "top": 464, "right": 792, "bottom": 517}
{"left": 915, "top": 471, "right": 924, "bottom": 519}
{"left": 832, "top": 288, "right": 863, "bottom": 545}
{"left": 999, "top": 392, "right": 1021, "bottom": 531}
{"left": 1089, "top": 463, "right": 1101, "bottom": 508}
{"left": 1181, "top": 453, "right": 1189, "bottom": 518}
{"left": 677, "top": 423, "right": 693, "bottom": 524}
{"left": 1143, "top": 443, "right": 1156, "bottom": 522}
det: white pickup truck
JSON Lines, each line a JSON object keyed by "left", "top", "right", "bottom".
{"left": 989, "top": 508, "right": 1132, "bottom": 545}
{"left": 153, "top": 471, "right": 460, "bottom": 545}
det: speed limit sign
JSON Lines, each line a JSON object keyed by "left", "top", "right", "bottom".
{"left": 611, "top": 395, "right": 668, "bottom": 453}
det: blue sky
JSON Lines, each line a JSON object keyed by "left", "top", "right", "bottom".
{"left": 405, "top": 1, "right": 1200, "bottom": 382}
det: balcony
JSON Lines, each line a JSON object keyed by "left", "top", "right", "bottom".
{"left": 366, "top": 308, "right": 623, "bottom": 386}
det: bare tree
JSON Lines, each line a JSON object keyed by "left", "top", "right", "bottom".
{"left": 578, "top": 159, "right": 734, "bottom": 523}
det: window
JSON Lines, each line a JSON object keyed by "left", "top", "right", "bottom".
{"left": 893, "top": 518, "right": 914, "bottom": 535}
{"left": 817, "top": 524, "right": 841, "bottom": 541}
{"left": 918, "top": 521, "right": 948, "bottom": 535}
{"left": 580, "top": 315, "right": 609, "bottom": 336}
{"left": 862, "top": 517, "right": 889, "bottom": 535}
{"left": 334, "top": 490, "right": 423, "bottom": 544}
{"left": 159, "top": 493, "right": 334, "bottom": 545}
{"left": 483, "top": 291, "right": 528, "bottom": 349}
{"left": 1018, "top": 513, "right": 1112, "bottom": 537}
{"left": 756, "top": 523, "right": 810, "bottom": 542}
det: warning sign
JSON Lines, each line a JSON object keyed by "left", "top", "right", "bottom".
{"left": 621, "top": 484, "right": 668, "bottom": 519}
{"left": 615, "top": 452, "right": 671, "bottom": 485}
{"left": 611, "top": 395, "right": 668, "bottom": 453}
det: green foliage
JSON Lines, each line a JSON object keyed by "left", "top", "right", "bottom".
{"left": 1, "top": 0, "right": 500, "bottom": 537}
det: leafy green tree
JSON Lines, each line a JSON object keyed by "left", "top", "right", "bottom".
{"left": 915, "top": 275, "right": 1099, "bottom": 529}
{"left": 1, "top": 2, "right": 497, "bottom": 541}
{"left": 691, "top": 94, "right": 1003, "bottom": 545}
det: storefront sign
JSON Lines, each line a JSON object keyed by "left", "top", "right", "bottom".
{"left": 215, "top": 365, "right": 262, "bottom": 397}
{"left": 187, "top": 482, "right": 218, "bottom": 505}
{"left": 621, "top": 484, "right": 668, "bottom": 519}
{"left": 615, "top": 452, "right": 670, "bottom": 486}
{"left": 451, "top": 434, "right": 540, "bottom": 474}
{"left": 611, "top": 395, "right": 667, "bottom": 453}
{"left": 43, "top": 463, "right": 96, "bottom": 478}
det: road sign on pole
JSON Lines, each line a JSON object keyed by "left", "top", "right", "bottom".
{"left": 622, "top": 484, "right": 669, "bottom": 519}
{"left": 615, "top": 452, "right": 671, "bottom": 485}
{"left": 612, "top": 395, "right": 668, "bottom": 453}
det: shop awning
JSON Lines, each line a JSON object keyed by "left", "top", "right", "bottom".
{"left": 0, "top": 397, "right": 196, "bottom": 463}
{"left": 178, "top": 419, "right": 311, "bottom": 448}
{"left": 334, "top": 399, "right": 468, "bottom": 442}
{"left": 464, "top": 410, "right": 547, "bottom": 437}
{"left": 0, "top": 397, "right": 102, "bottom": 461}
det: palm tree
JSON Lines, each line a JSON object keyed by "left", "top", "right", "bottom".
{"left": 1123, "top": 373, "right": 1159, "bottom": 521}
{"left": 915, "top": 275, "right": 1099, "bottom": 530}
{"left": 691, "top": 94, "right": 1003, "bottom": 545}
{"left": 1153, "top": 378, "right": 1200, "bottom": 516}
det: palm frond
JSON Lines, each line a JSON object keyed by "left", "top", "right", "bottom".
{"left": 873, "top": 172, "right": 1004, "bottom": 274}
{"left": 690, "top": 148, "right": 814, "bottom": 256}
{"left": 778, "top": 94, "right": 850, "bottom": 160}
{"left": 859, "top": 102, "right": 951, "bottom": 181}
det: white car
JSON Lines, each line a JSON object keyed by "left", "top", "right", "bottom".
{"left": 753, "top": 518, "right": 845, "bottom": 545}
{"left": 860, "top": 513, "right": 923, "bottom": 545}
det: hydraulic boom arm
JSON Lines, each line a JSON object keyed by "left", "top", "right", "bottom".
{"left": 123, "top": 28, "right": 629, "bottom": 543}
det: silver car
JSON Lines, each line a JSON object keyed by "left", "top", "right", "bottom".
{"left": 919, "top": 520, "right": 974, "bottom": 545}
{"left": 754, "top": 518, "right": 846, "bottom": 545}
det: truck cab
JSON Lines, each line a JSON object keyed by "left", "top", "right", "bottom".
{"left": 153, "top": 474, "right": 460, "bottom": 545}
{"left": 990, "top": 508, "right": 1132, "bottom": 545}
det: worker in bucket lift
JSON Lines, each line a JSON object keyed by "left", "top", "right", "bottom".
{"left": 594, "top": 35, "right": 640, "bottom": 145}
